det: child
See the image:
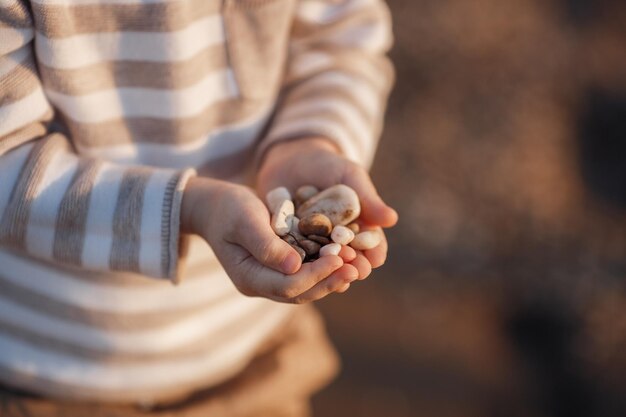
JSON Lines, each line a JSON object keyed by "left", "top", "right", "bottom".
{"left": 0, "top": 0, "right": 397, "bottom": 414}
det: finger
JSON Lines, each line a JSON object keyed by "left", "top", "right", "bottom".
{"left": 287, "top": 264, "right": 358, "bottom": 304}
{"left": 343, "top": 167, "right": 398, "bottom": 228}
{"left": 363, "top": 231, "right": 388, "bottom": 269}
{"left": 336, "top": 283, "right": 351, "bottom": 294}
{"left": 234, "top": 209, "right": 302, "bottom": 274}
{"left": 349, "top": 252, "right": 373, "bottom": 280}
{"left": 339, "top": 245, "right": 357, "bottom": 262}
{"left": 235, "top": 254, "right": 344, "bottom": 300}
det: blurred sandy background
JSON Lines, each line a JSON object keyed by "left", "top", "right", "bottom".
{"left": 312, "top": 1, "right": 626, "bottom": 416}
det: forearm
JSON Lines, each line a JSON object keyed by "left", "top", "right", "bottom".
{"left": 260, "top": 136, "right": 342, "bottom": 173}
{"left": 0, "top": 134, "right": 195, "bottom": 279}
{"left": 255, "top": 0, "right": 395, "bottom": 169}
{"left": 179, "top": 176, "right": 232, "bottom": 235}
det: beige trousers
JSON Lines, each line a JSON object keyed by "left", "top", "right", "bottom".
{"left": 0, "top": 306, "right": 339, "bottom": 417}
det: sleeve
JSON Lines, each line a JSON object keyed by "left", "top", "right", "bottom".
{"left": 257, "top": 0, "right": 395, "bottom": 168}
{"left": 0, "top": 0, "right": 195, "bottom": 281}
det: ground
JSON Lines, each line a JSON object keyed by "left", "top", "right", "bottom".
{"left": 312, "top": 1, "right": 626, "bottom": 416}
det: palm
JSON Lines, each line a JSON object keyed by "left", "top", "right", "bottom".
{"left": 256, "top": 138, "right": 398, "bottom": 280}
{"left": 256, "top": 147, "right": 348, "bottom": 200}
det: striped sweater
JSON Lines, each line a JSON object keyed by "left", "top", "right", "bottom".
{"left": 0, "top": 0, "right": 394, "bottom": 403}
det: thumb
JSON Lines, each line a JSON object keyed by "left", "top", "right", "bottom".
{"left": 237, "top": 210, "right": 302, "bottom": 274}
{"left": 344, "top": 167, "right": 398, "bottom": 228}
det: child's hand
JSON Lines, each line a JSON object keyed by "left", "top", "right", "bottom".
{"left": 181, "top": 177, "right": 359, "bottom": 303}
{"left": 257, "top": 137, "right": 398, "bottom": 281}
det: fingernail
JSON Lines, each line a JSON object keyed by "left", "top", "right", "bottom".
{"left": 281, "top": 253, "right": 300, "bottom": 274}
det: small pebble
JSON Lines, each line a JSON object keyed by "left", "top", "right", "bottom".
{"left": 297, "top": 184, "right": 361, "bottom": 226}
{"left": 291, "top": 229, "right": 307, "bottom": 244}
{"left": 307, "top": 234, "right": 331, "bottom": 245}
{"left": 271, "top": 199, "right": 294, "bottom": 236}
{"left": 331, "top": 225, "right": 355, "bottom": 245}
{"left": 269, "top": 184, "right": 384, "bottom": 264}
{"left": 291, "top": 245, "right": 306, "bottom": 261}
{"left": 350, "top": 231, "right": 381, "bottom": 250}
{"left": 266, "top": 187, "right": 291, "bottom": 213}
{"left": 319, "top": 243, "right": 342, "bottom": 257}
{"left": 299, "top": 239, "right": 321, "bottom": 256}
{"left": 289, "top": 215, "right": 300, "bottom": 234}
{"left": 295, "top": 185, "right": 319, "bottom": 206}
{"left": 288, "top": 218, "right": 307, "bottom": 242}
{"left": 298, "top": 213, "right": 332, "bottom": 237}
{"left": 347, "top": 223, "right": 360, "bottom": 234}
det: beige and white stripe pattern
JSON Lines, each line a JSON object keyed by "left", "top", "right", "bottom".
{"left": 0, "top": 0, "right": 394, "bottom": 403}
{"left": 260, "top": 0, "right": 394, "bottom": 167}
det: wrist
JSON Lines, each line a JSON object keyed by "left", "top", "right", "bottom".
{"left": 180, "top": 176, "right": 227, "bottom": 235}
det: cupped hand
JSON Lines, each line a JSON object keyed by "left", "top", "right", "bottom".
{"left": 180, "top": 176, "right": 359, "bottom": 303}
{"left": 256, "top": 137, "right": 398, "bottom": 281}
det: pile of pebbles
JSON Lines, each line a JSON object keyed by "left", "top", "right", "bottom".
{"left": 266, "top": 184, "right": 382, "bottom": 262}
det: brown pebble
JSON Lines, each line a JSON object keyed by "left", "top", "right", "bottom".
{"left": 307, "top": 234, "right": 331, "bottom": 245}
{"left": 308, "top": 251, "right": 320, "bottom": 261}
{"left": 347, "top": 222, "right": 360, "bottom": 234}
{"left": 298, "top": 213, "right": 332, "bottom": 237}
{"left": 299, "top": 239, "right": 321, "bottom": 256}
{"left": 290, "top": 228, "right": 307, "bottom": 244}
{"left": 291, "top": 245, "right": 306, "bottom": 261}
{"left": 282, "top": 235, "right": 297, "bottom": 245}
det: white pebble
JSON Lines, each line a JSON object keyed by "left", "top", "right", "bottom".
{"left": 271, "top": 200, "right": 294, "bottom": 236}
{"left": 266, "top": 187, "right": 292, "bottom": 213}
{"left": 319, "top": 243, "right": 342, "bottom": 257}
{"left": 331, "top": 225, "right": 355, "bottom": 245}
{"left": 349, "top": 231, "right": 382, "bottom": 250}
{"left": 296, "top": 184, "right": 361, "bottom": 226}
